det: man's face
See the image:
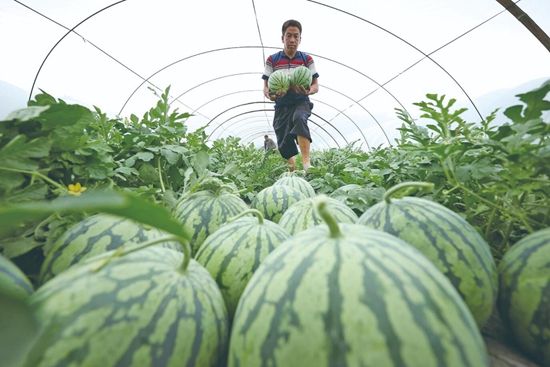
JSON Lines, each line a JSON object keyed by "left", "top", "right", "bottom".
{"left": 282, "top": 26, "right": 301, "bottom": 52}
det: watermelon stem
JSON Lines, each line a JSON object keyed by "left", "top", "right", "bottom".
{"left": 157, "top": 157, "right": 166, "bottom": 193}
{"left": 228, "top": 209, "right": 263, "bottom": 224}
{"left": 89, "top": 234, "right": 192, "bottom": 273}
{"left": 384, "top": 182, "right": 434, "bottom": 204}
{"left": 316, "top": 197, "right": 342, "bottom": 239}
{"left": 216, "top": 185, "right": 235, "bottom": 196}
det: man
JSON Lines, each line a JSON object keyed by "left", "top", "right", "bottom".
{"left": 264, "top": 135, "right": 277, "bottom": 152}
{"left": 262, "top": 19, "right": 319, "bottom": 172}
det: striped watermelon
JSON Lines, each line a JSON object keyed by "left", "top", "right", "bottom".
{"left": 0, "top": 254, "right": 33, "bottom": 301}
{"left": 274, "top": 176, "right": 316, "bottom": 198}
{"left": 268, "top": 70, "right": 290, "bottom": 93}
{"left": 250, "top": 184, "right": 306, "bottom": 223}
{"left": 229, "top": 198, "right": 490, "bottom": 367}
{"left": 24, "top": 246, "right": 228, "bottom": 367}
{"left": 357, "top": 182, "right": 498, "bottom": 328}
{"left": 278, "top": 196, "right": 358, "bottom": 235}
{"left": 195, "top": 209, "right": 291, "bottom": 321}
{"left": 290, "top": 65, "right": 312, "bottom": 89}
{"left": 172, "top": 187, "right": 249, "bottom": 256}
{"left": 39, "top": 213, "right": 182, "bottom": 285}
{"left": 497, "top": 227, "right": 550, "bottom": 366}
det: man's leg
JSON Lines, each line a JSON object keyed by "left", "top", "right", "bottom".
{"left": 297, "top": 135, "right": 310, "bottom": 168}
{"left": 287, "top": 156, "right": 295, "bottom": 172}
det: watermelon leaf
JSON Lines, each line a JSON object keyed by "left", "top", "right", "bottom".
{"left": 0, "top": 190, "right": 191, "bottom": 242}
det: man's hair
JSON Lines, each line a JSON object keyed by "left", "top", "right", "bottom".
{"left": 282, "top": 20, "right": 302, "bottom": 35}
{"left": 264, "top": 135, "right": 269, "bottom": 138}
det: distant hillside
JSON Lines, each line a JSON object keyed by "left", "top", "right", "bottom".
{"left": 472, "top": 77, "right": 550, "bottom": 121}
{"left": 0, "top": 81, "right": 28, "bottom": 119}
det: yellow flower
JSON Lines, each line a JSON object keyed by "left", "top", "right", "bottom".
{"left": 68, "top": 182, "right": 87, "bottom": 196}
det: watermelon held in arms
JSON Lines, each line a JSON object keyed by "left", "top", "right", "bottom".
{"left": 268, "top": 70, "right": 290, "bottom": 94}
{"left": 24, "top": 238, "right": 229, "bottom": 367}
{"left": 172, "top": 182, "right": 249, "bottom": 256}
{"left": 229, "top": 196, "right": 490, "bottom": 367}
{"left": 289, "top": 65, "right": 312, "bottom": 89}
{"left": 195, "top": 209, "right": 291, "bottom": 321}
{"left": 497, "top": 227, "right": 550, "bottom": 366}
{"left": 0, "top": 254, "right": 34, "bottom": 301}
{"left": 38, "top": 213, "right": 182, "bottom": 285}
{"left": 357, "top": 181, "right": 498, "bottom": 328}
{"left": 250, "top": 184, "right": 306, "bottom": 224}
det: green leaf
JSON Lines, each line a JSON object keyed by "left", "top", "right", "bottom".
{"left": 3, "top": 183, "right": 49, "bottom": 204}
{"left": 0, "top": 235, "right": 43, "bottom": 258}
{"left": 0, "top": 171, "right": 25, "bottom": 189}
{"left": 3, "top": 106, "right": 50, "bottom": 122}
{"left": 191, "top": 150, "right": 210, "bottom": 174}
{"left": 35, "top": 103, "right": 94, "bottom": 130}
{"left": 0, "top": 135, "right": 52, "bottom": 170}
{"left": 0, "top": 190, "right": 191, "bottom": 241}
{"left": 136, "top": 151, "right": 154, "bottom": 162}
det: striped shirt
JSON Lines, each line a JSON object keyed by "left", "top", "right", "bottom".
{"left": 262, "top": 50, "right": 319, "bottom": 107}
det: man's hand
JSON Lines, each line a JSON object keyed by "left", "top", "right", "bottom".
{"left": 265, "top": 90, "right": 287, "bottom": 101}
{"left": 293, "top": 85, "right": 312, "bottom": 95}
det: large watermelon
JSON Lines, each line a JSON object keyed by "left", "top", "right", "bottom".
{"left": 0, "top": 254, "right": 33, "bottom": 301}
{"left": 268, "top": 70, "right": 290, "bottom": 93}
{"left": 172, "top": 185, "right": 249, "bottom": 256}
{"left": 498, "top": 227, "right": 550, "bottom": 366}
{"left": 357, "top": 182, "right": 498, "bottom": 328}
{"left": 39, "top": 213, "right": 182, "bottom": 285}
{"left": 278, "top": 196, "right": 358, "bottom": 235}
{"left": 229, "top": 198, "right": 489, "bottom": 367}
{"left": 195, "top": 209, "right": 290, "bottom": 321}
{"left": 273, "top": 176, "right": 316, "bottom": 198}
{"left": 290, "top": 65, "right": 312, "bottom": 89}
{"left": 250, "top": 184, "right": 306, "bottom": 223}
{"left": 24, "top": 246, "right": 228, "bottom": 367}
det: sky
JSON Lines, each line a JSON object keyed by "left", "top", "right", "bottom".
{"left": 1, "top": 0, "right": 549, "bottom": 150}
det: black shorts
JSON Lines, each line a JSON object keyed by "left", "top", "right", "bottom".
{"left": 273, "top": 100, "right": 313, "bottom": 159}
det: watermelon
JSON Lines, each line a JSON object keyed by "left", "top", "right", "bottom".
{"left": 250, "top": 184, "right": 306, "bottom": 224}
{"left": 229, "top": 197, "right": 490, "bottom": 367}
{"left": 172, "top": 185, "right": 249, "bottom": 256}
{"left": 290, "top": 65, "right": 312, "bottom": 89}
{"left": 268, "top": 70, "right": 290, "bottom": 93}
{"left": 39, "top": 213, "right": 182, "bottom": 285}
{"left": 195, "top": 209, "right": 291, "bottom": 321}
{"left": 0, "top": 254, "right": 33, "bottom": 301}
{"left": 357, "top": 182, "right": 498, "bottom": 328}
{"left": 497, "top": 227, "right": 550, "bottom": 366}
{"left": 274, "top": 176, "right": 316, "bottom": 198}
{"left": 278, "top": 196, "right": 358, "bottom": 235}
{"left": 24, "top": 246, "right": 228, "bottom": 367}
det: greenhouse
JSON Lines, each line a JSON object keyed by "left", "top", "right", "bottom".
{"left": 1, "top": 1, "right": 549, "bottom": 367}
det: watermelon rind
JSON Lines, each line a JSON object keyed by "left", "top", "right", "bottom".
{"left": 39, "top": 213, "right": 182, "bottom": 285}
{"left": 0, "top": 254, "right": 33, "bottom": 301}
{"left": 274, "top": 176, "right": 316, "bottom": 198}
{"left": 195, "top": 209, "right": 291, "bottom": 321}
{"left": 278, "top": 196, "right": 358, "bottom": 235}
{"left": 25, "top": 246, "right": 229, "bottom": 367}
{"left": 250, "top": 184, "right": 306, "bottom": 224}
{"left": 172, "top": 188, "right": 249, "bottom": 256}
{"left": 357, "top": 195, "right": 498, "bottom": 328}
{"left": 289, "top": 65, "right": 312, "bottom": 89}
{"left": 497, "top": 227, "right": 550, "bottom": 366}
{"left": 268, "top": 70, "right": 290, "bottom": 93}
{"left": 229, "top": 209, "right": 489, "bottom": 367}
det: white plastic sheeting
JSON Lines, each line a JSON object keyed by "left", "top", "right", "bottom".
{"left": 1, "top": 0, "right": 549, "bottom": 150}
